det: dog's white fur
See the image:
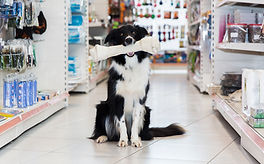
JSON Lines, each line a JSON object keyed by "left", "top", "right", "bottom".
{"left": 109, "top": 55, "right": 151, "bottom": 147}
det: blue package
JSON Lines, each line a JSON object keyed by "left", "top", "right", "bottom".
{"left": 3, "top": 79, "right": 15, "bottom": 108}
{"left": 27, "top": 80, "right": 33, "bottom": 106}
{"left": 69, "top": 15, "right": 83, "bottom": 26}
{"left": 17, "top": 80, "right": 27, "bottom": 108}
{"left": 68, "top": 28, "right": 81, "bottom": 43}
{"left": 33, "top": 79, "right": 37, "bottom": 104}
{"left": 13, "top": 78, "right": 18, "bottom": 106}
{"left": 70, "top": 0, "right": 84, "bottom": 13}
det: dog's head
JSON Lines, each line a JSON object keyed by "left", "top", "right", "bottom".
{"left": 104, "top": 25, "right": 148, "bottom": 57}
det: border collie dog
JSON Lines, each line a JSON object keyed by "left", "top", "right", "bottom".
{"left": 90, "top": 25, "right": 185, "bottom": 147}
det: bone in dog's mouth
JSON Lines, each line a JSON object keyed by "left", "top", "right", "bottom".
{"left": 126, "top": 52, "right": 135, "bottom": 57}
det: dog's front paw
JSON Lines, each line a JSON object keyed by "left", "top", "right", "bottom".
{"left": 118, "top": 139, "right": 128, "bottom": 147}
{"left": 131, "top": 138, "right": 142, "bottom": 148}
{"left": 96, "top": 136, "right": 108, "bottom": 143}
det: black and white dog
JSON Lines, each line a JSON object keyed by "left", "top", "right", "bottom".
{"left": 90, "top": 25, "right": 185, "bottom": 147}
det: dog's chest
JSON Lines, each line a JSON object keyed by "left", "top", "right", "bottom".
{"left": 113, "top": 57, "right": 150, "bottom": 98}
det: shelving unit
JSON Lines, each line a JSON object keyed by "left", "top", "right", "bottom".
{"left": 0, "top": 93, "right": 69, "bottom": 148}
{"left": 87, "top": 1, "right": 109, "bottom": 91}
{"left": 187, "top": 0, "right": 211, "bottom": 93}
{"left": 189, "top": 45, "right": 201, "bottom": 51}
{"left": 216, "top": 0, "right": 264, "bottom": 8}
{"left": 0, "top": 0, "right": 69, "bottom": 148}
{"left": 211, "top": 0, "right": 264, "bottom": 163}
{"left": 217, "top": 43, "right": 264, "bottom": 53}
{"left": 212, "top": 94, "right": 264, "bottom": 164}
{"left": 68, "top": 0, "right": 90, "bottom": 93}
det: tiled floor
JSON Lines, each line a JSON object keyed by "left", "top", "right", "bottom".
{"left": 0, "top": 74, "right": 259, "bottom": 164}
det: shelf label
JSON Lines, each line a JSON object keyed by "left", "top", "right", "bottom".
{"left": 231, "top": 33, "right": 238, "bottom": 38}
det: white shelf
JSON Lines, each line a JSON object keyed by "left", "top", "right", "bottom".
{"left": 68, "top": 76, "right": 83, "bottom": 84}
{"left": 217, "top": 0, "right": 264, "bottom": 8}
{"left": 68, "top": 83, "right": 78, "bottom": 91}
{"left": 217, "top": 43, "right": 264, "bottom": 53}
{"left": 188, "top": 45, "right": 201, "bottom": 51}
{"left": 213, "top": 94, "right": 264, "bottom": 164}
{"left": 189, "top": 19, "right": 201, "bottom": 27}
{"left": 89, "top": 22, "right": 102, "bottom": 27}
{"left": 189, "top": 71, "right": 201, "bottom": 90}
{"left": 0, "top": 93, "right": 69, "bottom": 148}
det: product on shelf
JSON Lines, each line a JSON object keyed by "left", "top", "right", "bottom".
{"left": 70, "top": 0, "right": 84, "bottom": 13}
{"left": 3, "top": 73, "right": 37, "bottom": 109}
{"left": 0, "top": 39, "right": 36, "bottom": 71}
{"left": 227, "top": 23, "right": 247, "bottom": 43}
{"left": 68, "top": 56, "right": 81, "bottom": 78}
{"left": 249, "top": 117, "right": 264, "bottom": 128}
{"left": 164, "top": 11, "right": 171, "bottom": 19}
{"left": 188, "top": 51, "right": 200, "bottom": 74}
{"left": 190, "top": 1, "right": 200, "bottom": 23}
{"left": 0, "top": 109, "right": 23, "bottom": 118}
{"left": 0, "top": 115, "right": 6, "bottom": 122}
{"left": 242, "top": 69, "right": 264, "bottom": 117}
{"left": 220, "top": 72, "right": 242, "bottom": 96}
{"left": 250, "top": 105, "right": 264, "bottom": 119}
{"left": 37, "top": 90, "right": 58, "bottom": 101}
{"left": 248, "top": 24, "right": 264, "bottom": 43}
{"left": 220, "top": 9, "right": 264, "bottom": 44}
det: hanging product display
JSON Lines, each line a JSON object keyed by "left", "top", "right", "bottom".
{"left": 14, "top": 1, "right": 47, "bottom": 40}
{"left": 0, "top": 39, "right": 36, "bottom": 71}
{"left": 134, "top": 0, "right": 188, "bottom": 54}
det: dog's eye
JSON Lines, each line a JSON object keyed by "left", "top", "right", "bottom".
{"left": 120, "top": 33, "right": 124, "bottom": 36}
{"left": 132, "top": 31, "right": 136, "bottom": 35}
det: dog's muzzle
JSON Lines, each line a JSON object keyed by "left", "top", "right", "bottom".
{"left": 124, "top": 36, "right": 135, "bottom": 57}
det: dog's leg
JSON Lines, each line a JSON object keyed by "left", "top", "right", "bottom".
{"left": 131, "top": 103, "right": 145, "bottom": 147}
{"left": 118, "top": 115, "right": 128, "bottom": 147}
{"left": 96, "top": 135, "right": 108, "bottom": 143}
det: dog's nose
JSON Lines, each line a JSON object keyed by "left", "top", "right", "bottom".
{"left": 125, "top": 38, "right": 133, "bottom": 45}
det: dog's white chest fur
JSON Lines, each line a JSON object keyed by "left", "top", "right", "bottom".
{"left": 111, "top": 56, "right": 150, "bottom": 100}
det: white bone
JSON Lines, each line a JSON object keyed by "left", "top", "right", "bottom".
{"left": 89, "top": 36, "right": 160, "bottom": 61}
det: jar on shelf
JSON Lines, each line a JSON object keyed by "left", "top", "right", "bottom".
{"left": 248, "top": 24, "right": 263, "bottom": 43}
{"left": 227, "top": 23, "right": 247, "bottom": 43}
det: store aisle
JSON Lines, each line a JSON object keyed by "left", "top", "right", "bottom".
{"left": 0, "top": 74, "right": 259, "bottom": 164}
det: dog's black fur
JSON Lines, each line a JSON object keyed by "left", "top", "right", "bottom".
{"left": 90, "top": 25, "right": 185, "bottom": 144}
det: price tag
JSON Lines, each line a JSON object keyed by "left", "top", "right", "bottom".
{"left": 231, "top": 33, "right": 238, "bottom": 38}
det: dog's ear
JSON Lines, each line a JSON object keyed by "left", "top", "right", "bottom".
{"left": 134, "top": 25, "right": 149, "bottom": 38}
{"left": 104, "top": 29, "right": 119, "bottom": 45}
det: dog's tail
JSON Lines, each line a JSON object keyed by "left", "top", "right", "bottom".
{"left": 149, "top": 124, "right": 185, "bottom": 137}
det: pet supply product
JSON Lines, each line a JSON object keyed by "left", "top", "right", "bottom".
{"left": 0, "top": 115, "right": 6, "bottom": 122}
{"left": 0, "top": 109, "right": 23, "bottom": 118}
{"left": 3, "top": 75, "right": 15, "bottom": 108}
{"left": 227, "top": 23, "right": 247, "bottom": 43}
{"left": 248, "top": 117, "right": 264, "bottom": 128}
{"left": 248, "top": 24, "right": 263, "bottom": 43}
{"left": 220, "top": 72, "right": 242, "bottom": 96}
{"left": 17, "top": 76, "right": 28, "bottom": 108}
{"left": 242, "top": 69, "right": 264, "bottom": 116}
{"left": 164, "top": 11, "right": 171, "bottom": 19}
{"left": 90, "top": 36, "right": 160, "bottom": 61}
{"left": 250, "top": 105, "right": 264, "bottom": 119}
